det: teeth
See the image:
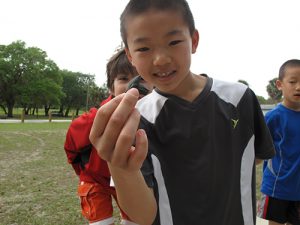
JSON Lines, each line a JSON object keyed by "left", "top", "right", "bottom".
{"left": 157, "top": 72, "right": 171, "bottom": 77}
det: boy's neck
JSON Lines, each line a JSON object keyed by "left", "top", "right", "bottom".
{"left": 282, "top": 100, "right": 300, "bottom": 112}
{"left": 158, "top": 73, "right": 207, "bottom": 102}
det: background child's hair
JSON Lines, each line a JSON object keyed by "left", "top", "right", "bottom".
{"left": 120, "top": 0, "right": 195, "bottom": 47}
{"left": 106, "top": 47, "right": 138, "bottom": 90}
{"left": 279, "top": 59, "right": 300, "bottom": 80}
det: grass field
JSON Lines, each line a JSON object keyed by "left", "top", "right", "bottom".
{"left": 0, "top": 122, "right": 264, "bottom": 225}
{"left": 0, "top": 122, "right": 121, "bottom": 225}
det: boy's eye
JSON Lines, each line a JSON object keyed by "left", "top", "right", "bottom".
{"left": 169, "top": 40, "right": 182, "bottom": 46}
{"left": 136, "top": 47, "right": 149, "bottom": 52}
{"left": 119, "top": 77, "right": 129, "bottom": 81}
{"left": 116, "top": 75, "right": 129, "bottom": 81}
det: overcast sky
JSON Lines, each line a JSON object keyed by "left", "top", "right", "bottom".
{"left": 1, "top": 0, "right": 300, "bottom": 98}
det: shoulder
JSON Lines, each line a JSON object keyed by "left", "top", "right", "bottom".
{"left": 265, "top": 104, "right": 282, "bottom": 120}
{"left": 136, "top": 90, "right": 168, "bottom": 124}
{"left": 69, "top": 108, "right": 97, "bottom": 129}
{"left": 265, "top": 104, "right": 291, "bottom": 127}
{"left": 210, "top": 79, "right": 248, "bottom": 106}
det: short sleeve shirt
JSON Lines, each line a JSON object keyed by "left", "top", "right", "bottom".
{"left": 136, "top": 77, "right": 275, "bottom": 225}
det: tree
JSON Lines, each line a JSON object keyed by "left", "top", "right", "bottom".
{"left": 60, "top": 70, "right": 82, "bottom": 116}
{"left": 60, "top": 71, "right": 99, "bottom": 116}
{"left": 0, "top": 41, "right": 63, "bottom": 117}
{"left": 88, "top": 84, "right": 109, "bottom": 108}
{"left": 0, "top": 49, "right": 10, "bottom": 115}
{"left": 60, "top": 70, "right": 109, "bottom": 117}
{"left": 0, "top": 41, "right": 27, "bottom": 117}
{"left": 256, "top": 95, "right": 268, "bottom": 104}
{"left": 266, "top": 78, "right": 282, "bottom": 103}
{"left": 18, "top": 54, "right": 64, "bottom": 116}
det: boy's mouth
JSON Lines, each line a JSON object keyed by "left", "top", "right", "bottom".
{"left": 154, "top": 71, "right": 175, "bottom": 77}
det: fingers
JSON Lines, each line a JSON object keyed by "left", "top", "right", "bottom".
{"left": 90, "top": 88, "right": 140, "bottom": 162}
{"left": 128, "top": 129, "right": 148, "bottom": 171}
{"left": 90, "top": 93, "right": 125, "bottom": 141}
{"left": 111, "top": 108, "right": 141, "bottom": 167}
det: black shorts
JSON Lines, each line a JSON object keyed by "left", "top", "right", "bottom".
{"left": 257, "top": 194, "right": 300, "bottom": 225}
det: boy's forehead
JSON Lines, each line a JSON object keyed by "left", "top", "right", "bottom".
{"left": 125, "top": 9, "right": 188, "bottom": 41}
{"left": 285, "top": 66, "right": 300, "bottom": 76}
{"left": 126, "top": 7, "right": 183, "bottom": 21}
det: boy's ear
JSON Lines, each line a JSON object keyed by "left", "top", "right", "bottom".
{"left": 192, "top": 29, "right": 199, "bottom": 54}
{"left": 276, "top": 79, "right": 283, "bottom": 91}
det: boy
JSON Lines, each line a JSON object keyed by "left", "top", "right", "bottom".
{"left": 89, "top": 0, "right": 275, "bottom": 224}
{"left": 257, "top": 59, "right": 300, "bottom": 225}
{"left": 64, "top": 48, "right": 151, "bottom": 225}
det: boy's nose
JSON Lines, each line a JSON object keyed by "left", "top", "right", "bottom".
{"left": 153, "top": 50, "right": 171, "bottom": 66}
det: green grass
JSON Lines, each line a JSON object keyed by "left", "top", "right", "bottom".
{"left": 0, "top": 122, "right": 264, "bottom": 224}
{"left": 0, "top": 122, "right": 120, "bottom": 225}
{"left": 256, "top": 163, "right": 263, "bottom": 201}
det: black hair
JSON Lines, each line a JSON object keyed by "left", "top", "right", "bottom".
{"left": 278, "top": 59, "right": 300, "bottom": 80}
{"left": 120, "top": 0, "right": 195, "bottom": 47}
{"left": 106, "top": 48, "right": 138, "bottom": 90}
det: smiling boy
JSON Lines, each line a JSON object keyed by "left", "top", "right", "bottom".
{"left": 89, "top": 0, "right": 275, "bottom": 224}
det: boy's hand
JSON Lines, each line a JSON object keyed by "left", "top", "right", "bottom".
{"left": 89, "top": 88, "right": 148, "bottom": 172}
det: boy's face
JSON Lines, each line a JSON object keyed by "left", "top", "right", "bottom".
{"left": 125, "top": 9, "right": 199, "bottom": 95}
{"left": 111, "top": 73, "right": 137, "bottom": 96}
{"left": 276, "top": 66, "right": 300, "bottom": 110}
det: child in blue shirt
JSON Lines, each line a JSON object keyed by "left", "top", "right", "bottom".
{"left": 258, "top": 59, "right": 300, "bottom": 225}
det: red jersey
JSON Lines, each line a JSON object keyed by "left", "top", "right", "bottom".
{"left": 100, "top": 94, "right": 113, "bottom": 106}
{"left": 64, "top": 96, "right": 113, "bottom": 185}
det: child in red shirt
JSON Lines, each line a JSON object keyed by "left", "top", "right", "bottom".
{"left": 64, "top": 48, "right": 152, "bottom": 225}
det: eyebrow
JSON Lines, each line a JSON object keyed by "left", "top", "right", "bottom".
{"left": 286, "top": 74, "right": 300, "bottom": 78}
{"left": 133, "top": 29, "right": 184, "bottom": 44}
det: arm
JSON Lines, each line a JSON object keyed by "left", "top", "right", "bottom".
{"left": 89, "top": 88, "right": 157, "bottom": 225}
{"left": 109, "top": 166, "right": 156, "bottom": 225}
{"left": 108, "top": 127, "right": 156, "bottom": 224}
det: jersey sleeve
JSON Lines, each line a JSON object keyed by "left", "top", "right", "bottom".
{"left": 246, "top": 89, "right": 275, "bottom": 159}
{"left": 64, "top": 108, "right": 98, "bottom": 175}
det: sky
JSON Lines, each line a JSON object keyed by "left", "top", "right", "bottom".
{"left": 1, "top": 0, "right": 300, "bottom": 98}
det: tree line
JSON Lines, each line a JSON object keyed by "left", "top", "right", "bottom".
{"left": 0, "top": 40, "right": 109, "bottom": 118}
{"left": 0, "top": 41, "right": 282, "bottom": 118}
{"left": 237, "top": 79, "right": 282, "bottom": 105}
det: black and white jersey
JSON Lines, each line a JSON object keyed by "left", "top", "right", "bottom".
{"left": 136, "top": 77, "right": 275, "bottom": 225}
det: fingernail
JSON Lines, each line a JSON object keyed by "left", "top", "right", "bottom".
{"left": 138, "top": 129, "right": 146, "bottom": 137}
{"left": 126, "top": 88, "right": 139, "bottom": 97}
